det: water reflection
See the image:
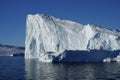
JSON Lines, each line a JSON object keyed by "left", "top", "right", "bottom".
{"left": 25, "top": 59, "right": 120, "bottom": 80}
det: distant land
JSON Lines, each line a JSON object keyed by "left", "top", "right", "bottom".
{"left": 0, "top": 43, "right": 24, "bottom": 56}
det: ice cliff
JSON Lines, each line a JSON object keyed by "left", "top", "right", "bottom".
{"left": 25, "top": 14, "right": 120, "bottom": 62}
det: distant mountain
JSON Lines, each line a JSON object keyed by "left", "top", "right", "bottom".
{"left": 0, "top": 43, "right": 25, "bottom": 56}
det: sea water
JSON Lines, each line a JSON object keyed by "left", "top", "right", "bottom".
{"left": 0, "top": 57, "right": 120, "bottom": 80}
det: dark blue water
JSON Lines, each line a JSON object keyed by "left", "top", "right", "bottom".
{"left": 0, "top": 57, "right": 120, "bottom": 80}
{"left": 0, "top": 57, "right": 25, "bottom": 80}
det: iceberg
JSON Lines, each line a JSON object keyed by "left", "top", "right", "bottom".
{"left": 25, "top": 14, "right": 120, "bottom": 62}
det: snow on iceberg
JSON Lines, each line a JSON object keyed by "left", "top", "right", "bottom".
{"left": 25, "top": 14, "right": 120, "bottom": 62}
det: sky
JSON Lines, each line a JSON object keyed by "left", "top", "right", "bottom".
{"left": 0, "top": 0, "right": 120, "bottom": 46}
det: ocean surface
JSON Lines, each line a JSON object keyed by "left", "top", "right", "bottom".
{"left": 0, "top": 57, "right": 120, "bottom": 80}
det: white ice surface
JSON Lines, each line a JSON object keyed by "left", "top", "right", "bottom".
{"left": 25, "top": 14, "right": 120, "bottom": 62}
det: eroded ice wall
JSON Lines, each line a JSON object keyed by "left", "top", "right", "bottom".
{"left": 25, "top": 14, "right": 120, "bottom": 59}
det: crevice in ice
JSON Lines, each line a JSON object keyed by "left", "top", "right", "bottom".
{"left": 29, "top": 38, "right": 36, "bottom": 56}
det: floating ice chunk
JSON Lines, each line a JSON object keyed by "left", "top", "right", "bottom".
{"left": 103, "top": 58, "right": 112, "bottom": 62}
